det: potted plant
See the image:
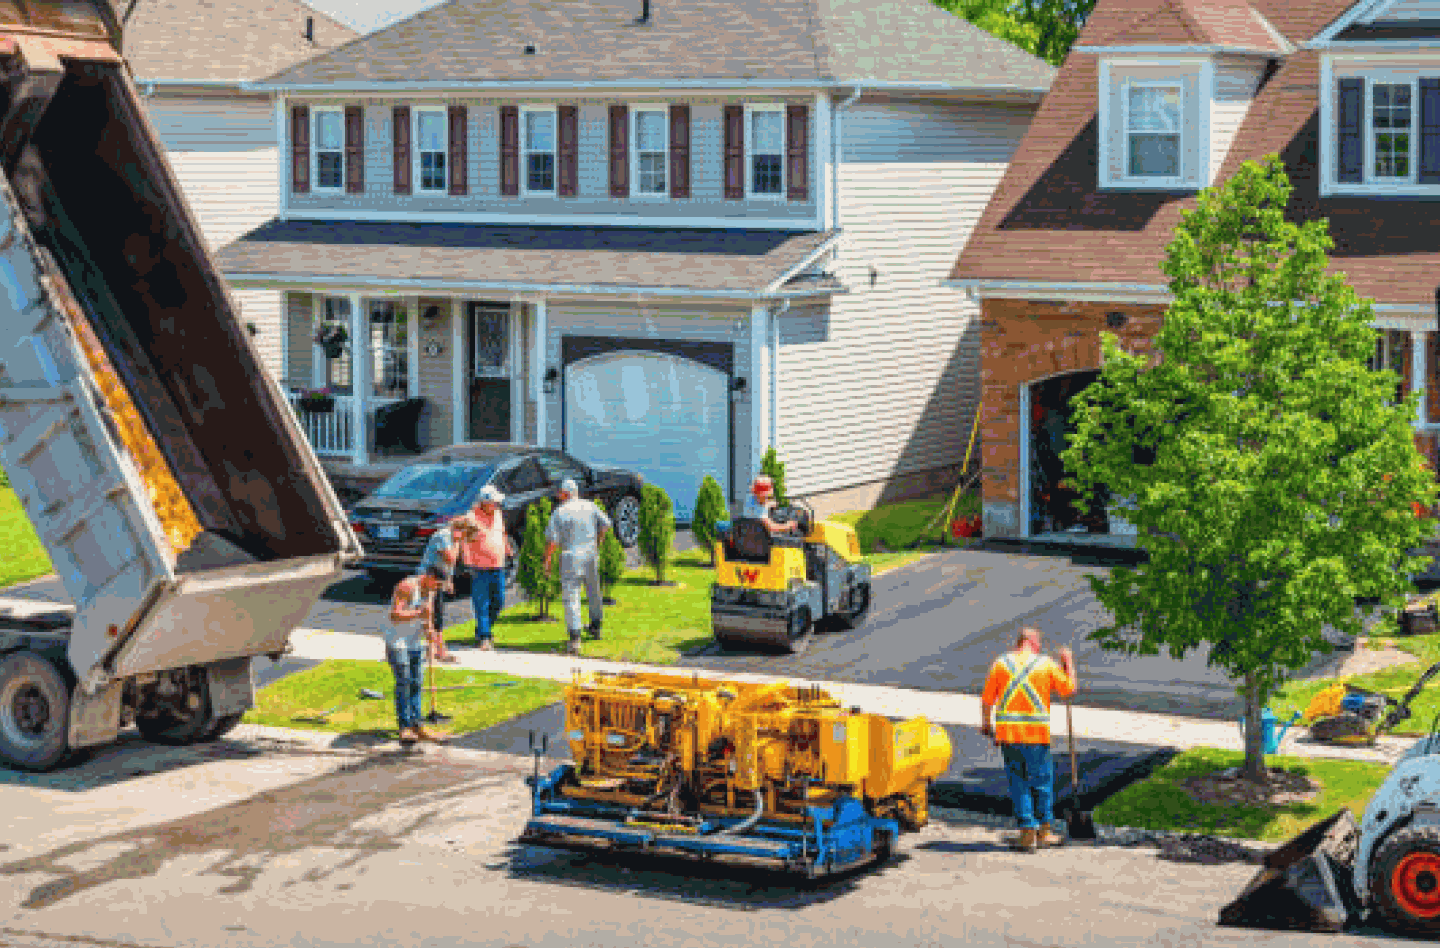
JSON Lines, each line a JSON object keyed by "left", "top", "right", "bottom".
{"left": 297, "top": 386, "right": 335, "bottom": 414}
{"left": 314, "top": 322, "right": 348, "bottom": 360}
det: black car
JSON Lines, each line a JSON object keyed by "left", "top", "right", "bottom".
{"left": 348, "top": 443, "right": 644, "bottom": 582}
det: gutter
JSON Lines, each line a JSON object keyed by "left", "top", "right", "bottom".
{"left": 222, "top": 271, "right": 806, "bottom": 301}
{"left": 833, "top": 85, "right": 862, "bottom": 233}
{"left": 247, "top": 78, "right": 1048, "bottom": 99}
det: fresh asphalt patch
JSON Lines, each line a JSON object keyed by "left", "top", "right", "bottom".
{"left": 454, "top": 701, "right": 1176, "bottom": 819}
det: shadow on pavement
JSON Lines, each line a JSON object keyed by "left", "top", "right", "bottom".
{"left": 0, "top": 733, "right": 266, "bottom": 792}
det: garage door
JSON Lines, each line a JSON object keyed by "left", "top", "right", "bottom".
{"left": 565, "top": 351, "right": 729, "bottom": 522}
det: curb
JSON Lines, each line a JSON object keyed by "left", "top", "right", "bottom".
{"left": 929, "top": 805, "right": 1270, "bottom": 860}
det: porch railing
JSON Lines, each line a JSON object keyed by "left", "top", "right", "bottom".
{"left": 286, "top": 392, "right": 356, "bottom": 456}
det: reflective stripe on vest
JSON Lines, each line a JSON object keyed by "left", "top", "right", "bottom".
{"left": 995, "top": 654, "right": 1049, "bottom": 725}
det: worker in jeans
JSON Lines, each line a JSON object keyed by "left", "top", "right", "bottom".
{"left": 980, "top": 626, "right": 1076, "bottom": 851}
{"left": 456, "top": 485, "right": 513, "bottom": 651}
{"left": 417, "top": 518, "right": 460, "bottom": 663}
{"left": 387, "top": 569, "right": 448, "bottom": 743}
{"left": 544, "top": 478, "right": 612, "bottom": 656}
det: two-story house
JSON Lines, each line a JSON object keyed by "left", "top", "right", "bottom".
{"left": 951, "top": 0, "right": 1440, "bottom": 542}
{"left": 123, "top": 0, "right": 355, "bottom": 378}
{"left": 214, "top": 0, "right": 1053, "bottom": 519}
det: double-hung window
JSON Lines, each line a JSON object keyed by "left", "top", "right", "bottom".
{"left": 633, "top": 107, "right": 668, "bottom": 196}
{"left": 415, "top": 108, "right": 447, "bottom": 192}
{"left": 523, "top": 107, "right": 556, "bottom": 194}
{"left": 1371, "top": 82, "right": 1413, "bottom": 180}
{"left": 1125, "top": 83, "right": 1182, "bottom": 180}
{"left": 746, "top": 105, "right": 784, "bottom": 196}
{"left": 314, "top": 108, "right": 345, "bottom": 191}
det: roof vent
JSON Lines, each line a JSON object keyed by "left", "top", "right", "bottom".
{"left": 523, "top": 43, "right": 536, "bottom": 54}
{"left": 634, "top": 0, "right": 650, "bottom": 24}
{"left": 304, "top": 16, "right": 314, "bottom": 42}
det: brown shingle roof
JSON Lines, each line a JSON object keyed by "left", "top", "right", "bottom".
{"left": 950, "top": 0, "right": 1440, "bottom": 305}
{"left": 118, "top": 0, "right": 357, "bottom": 83}
{"left": 1084, "top": 0, "right": 1287, "bottom": 51}
{"left": 258, "top": 0, "right": 1054, "bottom": 90}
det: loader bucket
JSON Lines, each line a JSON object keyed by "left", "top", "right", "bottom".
{"left": 1218, "top": 809, "right": 1362, "bottom": 933}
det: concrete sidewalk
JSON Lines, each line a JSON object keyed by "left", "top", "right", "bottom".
{"left": 287, "top": 627, "right": 1417, "bottom": 765}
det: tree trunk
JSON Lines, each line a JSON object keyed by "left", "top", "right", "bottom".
{"left": 1242, "top": 672, "right": 1267, "bottom": 783}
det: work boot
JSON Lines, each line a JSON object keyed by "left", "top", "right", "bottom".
{"left": 1006, "top": 828, "right": 1038, "bottom": 853}
{"left": 567, "top": 635, "right": 583, "bottom": 656}
{"left": 1036, "top": 826, "right": 1064, "bottom": 849}
{"left": 587, "top": 621, "right": 602, "bottom": 641}
{"left": 477, "top": 640, "right": 494, "bottom": 652}
{"left": 414, "top": 726, "right": 450, "bottom": 743}
{"left": 397, "top": 727, "right": 418, "bottom": 744}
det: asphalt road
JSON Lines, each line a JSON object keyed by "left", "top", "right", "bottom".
{"left": 0, "top": 737, "right": 1416, "bottom": 948}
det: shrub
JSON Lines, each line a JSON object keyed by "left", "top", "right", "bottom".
{"left": 598, "top": 500, "right": 626, "bottom": 602}
{"left": 638, "top": 484, "right": 675, "bottom": 584}
{"left": 760, "top": 446, "right": 788, "bottom": 506}
{"left": 517, "top": 499, "right": 559, "bottom": 619}
{"left": 691, "top": 476, "right": 728, "bottom": 566}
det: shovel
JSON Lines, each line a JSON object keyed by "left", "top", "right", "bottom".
{"left": 1063, "top": 696, "right": 1096, "bottom": 841}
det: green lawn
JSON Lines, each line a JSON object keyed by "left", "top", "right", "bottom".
{"left": 242, "top": 659, "right": 563, "bottom": 736}
{"left": 829, "top": 489, "right": 980, "bottom": 553}
{"left": 1094, "top": 748, "right": 1393, "bottom": 842}
{"left": 1270, "top": 647, "right": 1440, "bottom": 737}
{"left": 0, "top": 487, "right": 52, "bottom": 589}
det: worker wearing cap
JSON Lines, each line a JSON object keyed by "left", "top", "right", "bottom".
{"left": 455, "top": 485, "right": 514, "bottom": 652}
{"left": 544, "top": 478, "right": 612, "bottom": 656}
{"left": 980, "top": 626, "right": 1076, "bottom": 852}
{"left": 417, "top": 517, "right": 460, "bottom": 663}
{"left": 742, "top": 474, "right": 798, "bottom": 534}
{"left": 387, "top": 569, "right": 449, "bottom": 744}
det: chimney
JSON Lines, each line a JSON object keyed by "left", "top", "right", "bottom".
{"left": 634, "top": 0, "right": 650, "bottom": 24}
{"left": 304, "top": 16, "right": 314, "bottom": 42}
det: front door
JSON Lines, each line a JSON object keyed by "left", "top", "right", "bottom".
{"left": 467, "top": 302, "right": 511, "bottom": 442}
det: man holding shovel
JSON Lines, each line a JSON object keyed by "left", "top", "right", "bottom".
{"left": 388, "top": 569, "right": 450, "bottom": 744}
{"left": 980, "top": 626, "right": 1076, "bottom": 852}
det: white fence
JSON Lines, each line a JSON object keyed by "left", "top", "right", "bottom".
{"left": 284, "top": 393, "right": 410, "bottom": 458}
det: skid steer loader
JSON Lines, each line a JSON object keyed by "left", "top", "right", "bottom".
{"left": 1221, "top": 662, "right": 1440, "bottom": 934}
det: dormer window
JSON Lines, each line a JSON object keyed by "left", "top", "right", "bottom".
{"left": 1126, "top": 84, "right": 1182, "bottom": 179}
{"left": 1098, "top": 60, "right": 1206, "bottom": 190}
{"left": 1372, "top": 83, "right": 1412, "bottom": 179}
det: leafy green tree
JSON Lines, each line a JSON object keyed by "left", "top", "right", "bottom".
{"left": 638, "top": 484, "right": 676, "bottom": 584}
{"left": 1063, "top": 155, "right": 1436, "bottom": 784}
{"left": 691, "top": 476, "right": 729, "bottom": 566}
{"left": 517, "top": 498, "right": 559, "bottom": 620}
{"left": 760, "top": 446, "right": 789, "bottom": 507}
{"left": 598, "top": 499, "right": 627, "bottom": 604}
{"left": 933, "top": 0, "right": 1095, "bottom": 66}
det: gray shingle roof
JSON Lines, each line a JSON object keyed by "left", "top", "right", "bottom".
{"left": 117, "top": 0, "right": 358, "bottom": 83}
{"left": 217, "top": 220, "right": 839, "bottom": 295}
{"left": 259, "top": 0, "right": 1053, "bottom": 90}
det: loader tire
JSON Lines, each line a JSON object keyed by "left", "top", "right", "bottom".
{"left": 1372, "top": 824, "right": 1440, "bottom": 933}
{"left": 0, "top": 651, "right": 71, "bottom": 772}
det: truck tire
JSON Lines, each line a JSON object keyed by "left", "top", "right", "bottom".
{"left": 784, "top": 609, "right": 813, "bottom": 655}
{"left": 203, "top": 713, "right": 244, "bottom": 741}
{"left": 1372, "top": 824, "right": 1440, "bottom": 933}
{"left": 0, "top": 651, "right": 71, "bottom": 772}
{"left": 834, "top": 581, "right": 872, "bottom": 631}
{"left": 136, "top": 671, "right": 213, "bottom": 746}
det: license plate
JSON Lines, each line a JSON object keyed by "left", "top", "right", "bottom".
{"left": 376, "top": 525, "right": 401, "bottom": 540}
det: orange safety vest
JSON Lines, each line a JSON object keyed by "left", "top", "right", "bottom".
{"left": 985, "top": 652, "right": 1065, "bottom": 745}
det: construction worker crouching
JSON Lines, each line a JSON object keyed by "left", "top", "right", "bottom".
{"left": 980, "top": 626, "right": 1076, "bottom": 852}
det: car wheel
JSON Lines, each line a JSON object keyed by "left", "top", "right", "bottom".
{"left": 0, "top": 651, "right": 71, "bottom": 772}
{"left": 612, "top": 495, "right": 641, "bottom": 548}
{"left": 366, "top": 568, "right": 406, "bottom": 589}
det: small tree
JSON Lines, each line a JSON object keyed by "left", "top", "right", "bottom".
{"left": 598, "top": 500, "right": 626, "bottom": 604}
{"left": 691, "top": 476, "right": 728, "bottom": 566}
{"left": 1063, "top": 155, "right": 1436, "bottom": 784}
{"left": 638, "top": 484, "right": 676, "bottom": 584}
{"left": 761, "top": 446, "right": 789, "bottom": 506}
{"left": 517, "top": 499, "right": 559, "bottom": 620}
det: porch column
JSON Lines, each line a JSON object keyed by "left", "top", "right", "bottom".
{"left": 451, "top": 298, "right": 465, "bottom": 445}
{"left": 1415, "top": 330, "right": 1431, "bottom": 429}
{"left": 749, "top": 302, "right": 771, "bottom": 481}
{"left": 534, "top": 297, "right": 547, "bottom": 447}
{"left": 406, "top": 295, "right": 420, "bottom": 399}
{"left": 349, "top": 292, "right": 367, "bottom": 464}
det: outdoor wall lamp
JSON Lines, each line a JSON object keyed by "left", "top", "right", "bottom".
{"left": 543, "top": 367, "right": 559, "bottom": 395}
{"left": 422, "top": 305, "right": 442, "bottom": 330}
{"left": 1106, "top": 311, "right": 1128, "bottom": 330}
{"left": 730, "top": 377, "right": 747, "bottom": 397}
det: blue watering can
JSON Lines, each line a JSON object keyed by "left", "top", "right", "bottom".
{"left": 1238, "top": 708, "right": 1302, "bottom": 755}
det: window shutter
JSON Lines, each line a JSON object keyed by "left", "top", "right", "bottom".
{"left": 558, "top": 105, "right": 579, "bottom": 197}
{"left": 669, "top": 104, "right": 690, "bottom": 199}
{"left": 723, "top": 104, "right": 744, "bottom": 199}
{"left": 448, "top": 105, "right": 468, "bottom": 196}
{"left": 344, "top": 105, "right": 364, "bottom": 194}
{"left": 609, "top": 105, "right": 629, "bottom": 197}
{"left": 291, "top": 105, "right": 310, "bottom": 194}
{"left": 499, "top": 105, "right": 519, "bottom": 196}
{"left": 1338, "top": 77, "right": 1363, "bottom": 184}
{"left": 1421, "top": 79, "right": 1440, "bottom": 184}
{"left": 786, "top": 104, "right": 808, "bottom": 201}
{"left": 392, "top": 105, "right": 411, "bottom": 194}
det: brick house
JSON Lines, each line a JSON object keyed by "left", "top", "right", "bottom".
{"left": 950, "top": 0, "right": 1440, "bottom": 543}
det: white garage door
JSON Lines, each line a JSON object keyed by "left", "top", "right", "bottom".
{"left": 565, "top": 351, "right": 729, "bottom": 522}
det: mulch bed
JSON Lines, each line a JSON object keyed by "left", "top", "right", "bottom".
{"left": 1181, "top": 768, "right": 1321, "bottom": 808}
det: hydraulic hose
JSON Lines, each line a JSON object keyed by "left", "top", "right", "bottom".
{"left": 714, "top": 786, "right": 766, "bottom": 836}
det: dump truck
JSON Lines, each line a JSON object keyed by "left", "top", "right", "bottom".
{"left": 520, "top": 670, "right": 951, "bottom": 877}
{"left": 0, "top": 2, "right": 360, "bottom": 771}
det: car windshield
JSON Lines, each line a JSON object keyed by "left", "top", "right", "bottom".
{"left": 372, "top": 464, "right": 492, "bottom": 502}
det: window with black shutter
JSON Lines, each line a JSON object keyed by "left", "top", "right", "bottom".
{"left": 1420, "top": 78, "right": 1440, "bottom": 184}
{"left": 1338, "top": 77, "right": 1364, "bottom": 184}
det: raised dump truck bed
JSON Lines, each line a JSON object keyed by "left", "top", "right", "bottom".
{"left": 0, "top": 1, "right": 360, "bottom": 770}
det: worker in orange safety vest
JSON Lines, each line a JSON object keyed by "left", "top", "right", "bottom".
{"left": 980, "top": 626, "right": 1077, "bottom": 852}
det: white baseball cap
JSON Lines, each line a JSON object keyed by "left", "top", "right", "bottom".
{"left": 478, "top": 485, "right": 505, "bottom": 504}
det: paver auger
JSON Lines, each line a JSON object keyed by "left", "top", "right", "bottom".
{"left": 520, "top": 670, "right": 952, "bottom": 876}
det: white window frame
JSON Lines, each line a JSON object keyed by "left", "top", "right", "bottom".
{"left": 1367, "top": 76, "right": 1418, "bottom": 184}
{"left": 630, "top": 105, "right": 669, "bottom": 199}
{"left": 312, "top": 107, "right": 346, "bottom": 194}
{"left": 413, "top": 106, "right": 449, "bottom": 194}
{"left": 1321, "top": 57, "right": 1440, "bottom": 196}
{"left": 744, "top": 103, "right": 786, "bottom": 199}
{"left": 1121, "top": 79, "right": 1185, "bottom": 186}
{"left": 520, "top": 105, "right": 558, "bottom": 197}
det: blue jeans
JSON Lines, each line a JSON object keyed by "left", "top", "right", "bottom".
{"left": 470, "top": 567, "right": 505, "bottom": 643}
{"left": 1002, "top": 743, "right": 1056, "bottom": 830}
{"left": 387, "top": 645, "right": 424, "bottom": 729}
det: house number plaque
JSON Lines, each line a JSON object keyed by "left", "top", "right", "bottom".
{"left": 424, "top": 341, "right": 444, "bottom": 357}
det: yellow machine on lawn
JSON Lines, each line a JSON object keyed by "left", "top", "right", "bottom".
{"left": 709, "top": 500, "right": 872, "bottom": 654}
{"left": 520, "top": 670, "right": 952, "bottom": 876}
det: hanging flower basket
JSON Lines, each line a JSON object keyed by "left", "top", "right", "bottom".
{"left": 298, "top": 387, "right": 335, "bottom": 414}
{"left": 314, "top": 323, "right": 348, "bottom": 360}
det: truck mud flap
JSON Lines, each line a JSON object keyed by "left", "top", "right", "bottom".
{"left": 1218, "top": 808, "right": 1362, "bottom": 933}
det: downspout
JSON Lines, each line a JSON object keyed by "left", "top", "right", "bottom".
{"left": 832, "top": 85, "right": 862, "bottom": 230}
{"left": 770, "top": 299, "right": 789, "bottom": 454}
